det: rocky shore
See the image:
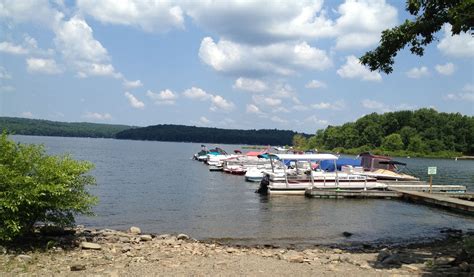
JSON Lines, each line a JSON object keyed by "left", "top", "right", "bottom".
{"left": 1, "top": 226, "right": 473, "bottom": 276}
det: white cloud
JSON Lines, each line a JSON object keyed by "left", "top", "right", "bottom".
{"left": 26, "top": 58, "right": 62, "bottom": 74}
{"left": 361, "top": 99, "right": 390, "bottom": 112}
{"left": 124, "top": 91, "right": 145, "bottom": 109}
{"left": 0, "top": 41, "right": 28, "bottom": 55}
{"left": 311, "top": 100, "right": 345, "bottom": 110}
{"left": 183, "top": 87, "right": 212, "bottom": 101}
{"left": 252, "top": 95, "right": 282, "bottom": 107}
{"left": 54, "top": 15, "right": 121, "bottom": 78}
{"left": 186, "top": 1, "right": 333, "bottom": 45}
{"left": 246, "top": 104, "right": 263, "bottom": 114}
{"left": 445, "top": 93, "right": 474, "bottom": 102}
{"left": 435, "top": 62, "right": 455, "bottom": 76}
{"left": 406, "top": 66, "right": 429, "bottom": 79}
{"left": 305, "top": 79, "right": 326, "bottom": 89}
{"left": 0, "top": 85, "right": 15, "bottom": 92}
{"left": 123, "top": 79, "right": 143, "bottom": 88}
{"left": 445, "top": 85, "right": 474, "bottom": 102}
{"left": 292, "top": 105, "right": 309, "bottom": 111}
{"left": 463, "top": 84, "right": 474, "bottom": 93}
{"left": 273, "top": 106, "right": 290, "bottom": 113}
{"left": 83, "top": 111, "right": 112, "bottom": 120}
{"left": 0, "top": 66, "right": 12, "bottom": 79}
{"left": 210, "top": 95, "right": 235, "bottom": 112}
{"left": 337, "top": 55, "right": 381, "bottom": 81}
{"left": 21, "top": 111, "right": 34, "bottom": 118}
{"left": 183, "top": 86, "right": 233, "bottom": 112}
{"left": 394, "top": 103, "right": 417, "bottom": 110}
{"left": 233, "top": 77, "right": 267, "bottom": 92}
{"left": 333, "top": 0, "right": 398, "bottom": 50}
{"left": 305, "top": 115, "right": 328, "bottom": 125}
{"left": 199, "top": 37, "right": 331, "bottom": 76}
{"left": 270, "top": 115, "right": 288, "bottom": 124}
{"left": 273, "top": 83, "right": 296, "bottom": 99}
{"left": 199, "top": 116, "right": 211, "bottom": 124}
{"left": 146, "top": 89, "right": 178, "bottom": 105}
{"left": 0, "top": 35, "right": 55, "bottom": 56}
{"left": 77, "top": 0, "right": 184, "bottom": 32}
{"left": 437, "top": 24, "right": 474, "bottom": 58}
{"left": 0, "top": 0, "right": 64, "bottom": 28}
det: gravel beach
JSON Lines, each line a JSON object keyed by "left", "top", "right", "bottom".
{"left": 1, "top": 226, "right": 473, "bottom": 276}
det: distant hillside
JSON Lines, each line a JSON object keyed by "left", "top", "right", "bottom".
{"left": 116, "top": 124, "right": 306, "bottom": 145}
{"left": 0, "top": 117, "right": 133, "bottom": 138}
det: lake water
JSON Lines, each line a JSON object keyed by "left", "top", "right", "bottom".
{"left": 12, "top": 135, "right": 474, "bottom": 247}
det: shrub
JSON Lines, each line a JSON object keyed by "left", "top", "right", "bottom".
{"left": 0, "top": 133, "right": 97, "bottom": 241}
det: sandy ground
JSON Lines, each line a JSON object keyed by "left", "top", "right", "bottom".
{"left": 1, "top": 226, "right": 473, "bottom": 276}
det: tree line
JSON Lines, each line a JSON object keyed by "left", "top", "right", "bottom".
{"left": 293, "top": 109, "right": 474, "bottom": 158}
{"left": 0, "top": 117, "right": 133, "bottom": 138}
{"left": 116, "top": 124, "right": 305, "bottom": 146}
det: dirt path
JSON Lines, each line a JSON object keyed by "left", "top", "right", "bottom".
{"left": 1, "top": 227, "right": 472, "bottom": 276}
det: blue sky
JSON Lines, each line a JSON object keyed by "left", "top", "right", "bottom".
{"left": 0, "top": 0, "right": 473, "bottom": 133}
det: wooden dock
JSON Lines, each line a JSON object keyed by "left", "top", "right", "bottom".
{"left": 392, "top": 189, "right": 474, "bottom": 214}
{"left": 305, "top": 185, "right": 474, "bottom": 215}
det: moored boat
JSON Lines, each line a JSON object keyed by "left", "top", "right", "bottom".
{"left": 256, "top": 154, "right": 385, "bottom": 195}
{"left": 355, "top": 153, "right": 419, "bottom": 181}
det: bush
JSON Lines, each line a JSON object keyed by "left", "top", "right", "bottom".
{"left": 0, "top": 133, "right": 97, "bottom": 241}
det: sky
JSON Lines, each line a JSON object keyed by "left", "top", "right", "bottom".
{"left": 0, "top": 0, "right": 473, "bottom": 134}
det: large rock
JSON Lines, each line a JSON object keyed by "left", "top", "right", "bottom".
{"left": 129, "top": 226, "right": 141, "bottom": 234}
{"left": 80, "top": 242, "right": 102, "bottom": 250}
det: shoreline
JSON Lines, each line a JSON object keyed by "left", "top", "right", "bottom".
{"left": 1, "top": 226, "right": 473, "bottom": 276}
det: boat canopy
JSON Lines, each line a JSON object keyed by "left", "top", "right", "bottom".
{"left": 274, "top": 153, "right": 338, "bottom": 161}
{"left": 320, "top": 158, "right": 361, "bottom": 171}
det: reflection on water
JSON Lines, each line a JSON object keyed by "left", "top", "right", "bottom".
{"left": 12, "top": 135, "right": 474, "bottom": 246}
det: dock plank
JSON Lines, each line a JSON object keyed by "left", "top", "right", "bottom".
{"left": 391, "top": 189, "right": 474, "bottom": 214}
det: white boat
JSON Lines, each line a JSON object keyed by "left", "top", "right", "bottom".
{"left": 256, "top": 154, "right": 386, "bottom": 195}
{"left": 223, "top": 155, "right": 272, "bottom": 175}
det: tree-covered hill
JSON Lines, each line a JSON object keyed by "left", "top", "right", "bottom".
{"left": 116, "top": 124, "right": 305, "bottom": 145}
{"left": 0, "top": 117, "right": 133, "bottom": 138}
{"left": 294, "top": 109, "right": 474, "bottom": 157}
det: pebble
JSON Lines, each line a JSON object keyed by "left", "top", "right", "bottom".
{"left": 129, "top": 226, "right": 141, "bottom": 235}
{"left": 70, "top": 264, "right": 86, "bottom": 271}
{"left": 80, "top": 242, "right": 102, "bottom": 250}
{"left": 119, "top": 236, "right": 130, "bottom": 243}
{"left": 401, "top": 264, "right": 422, "bottom": 271}
{"left": 140, "top": 235, "right": 153, "bottom": 242}
{"left": 177, "top": 234, "right": 189, "bottom": 240}
{"left": 17, "top": 254, "right": 33, "bottom": 263}
{"left": 434, "top": 256, "right": 455, "bottom": 265}
{"left": 459, "top": 262, "right": 470, "bottom": 272}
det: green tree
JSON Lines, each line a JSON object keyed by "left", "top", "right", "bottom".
{"left": 382, "top": 134, "right": 404, "bottom": 151}
{"left": 360, "top": 0, "right": 474, "bottom": 73}
{"left": 400, "top": 126, "right": 417, "bottom": 148}
{"left": 292, "top": 134, "right": 308, "bottom": 149}
{"left": 407, "top": 135, "right": 428, "bottom": 153}
{"left": 0, "top": 133, "right": 97, "bottom": 241}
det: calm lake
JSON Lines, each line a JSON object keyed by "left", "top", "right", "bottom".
{"left": 13, "top": 135, "right": 474, "bottom": 247}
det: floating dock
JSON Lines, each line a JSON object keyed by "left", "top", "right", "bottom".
{"left": 305, "top": 181, "right": 474, "bottom": 215}
{"left": 393, "top": 189, "right": 474, "bottom": 214}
